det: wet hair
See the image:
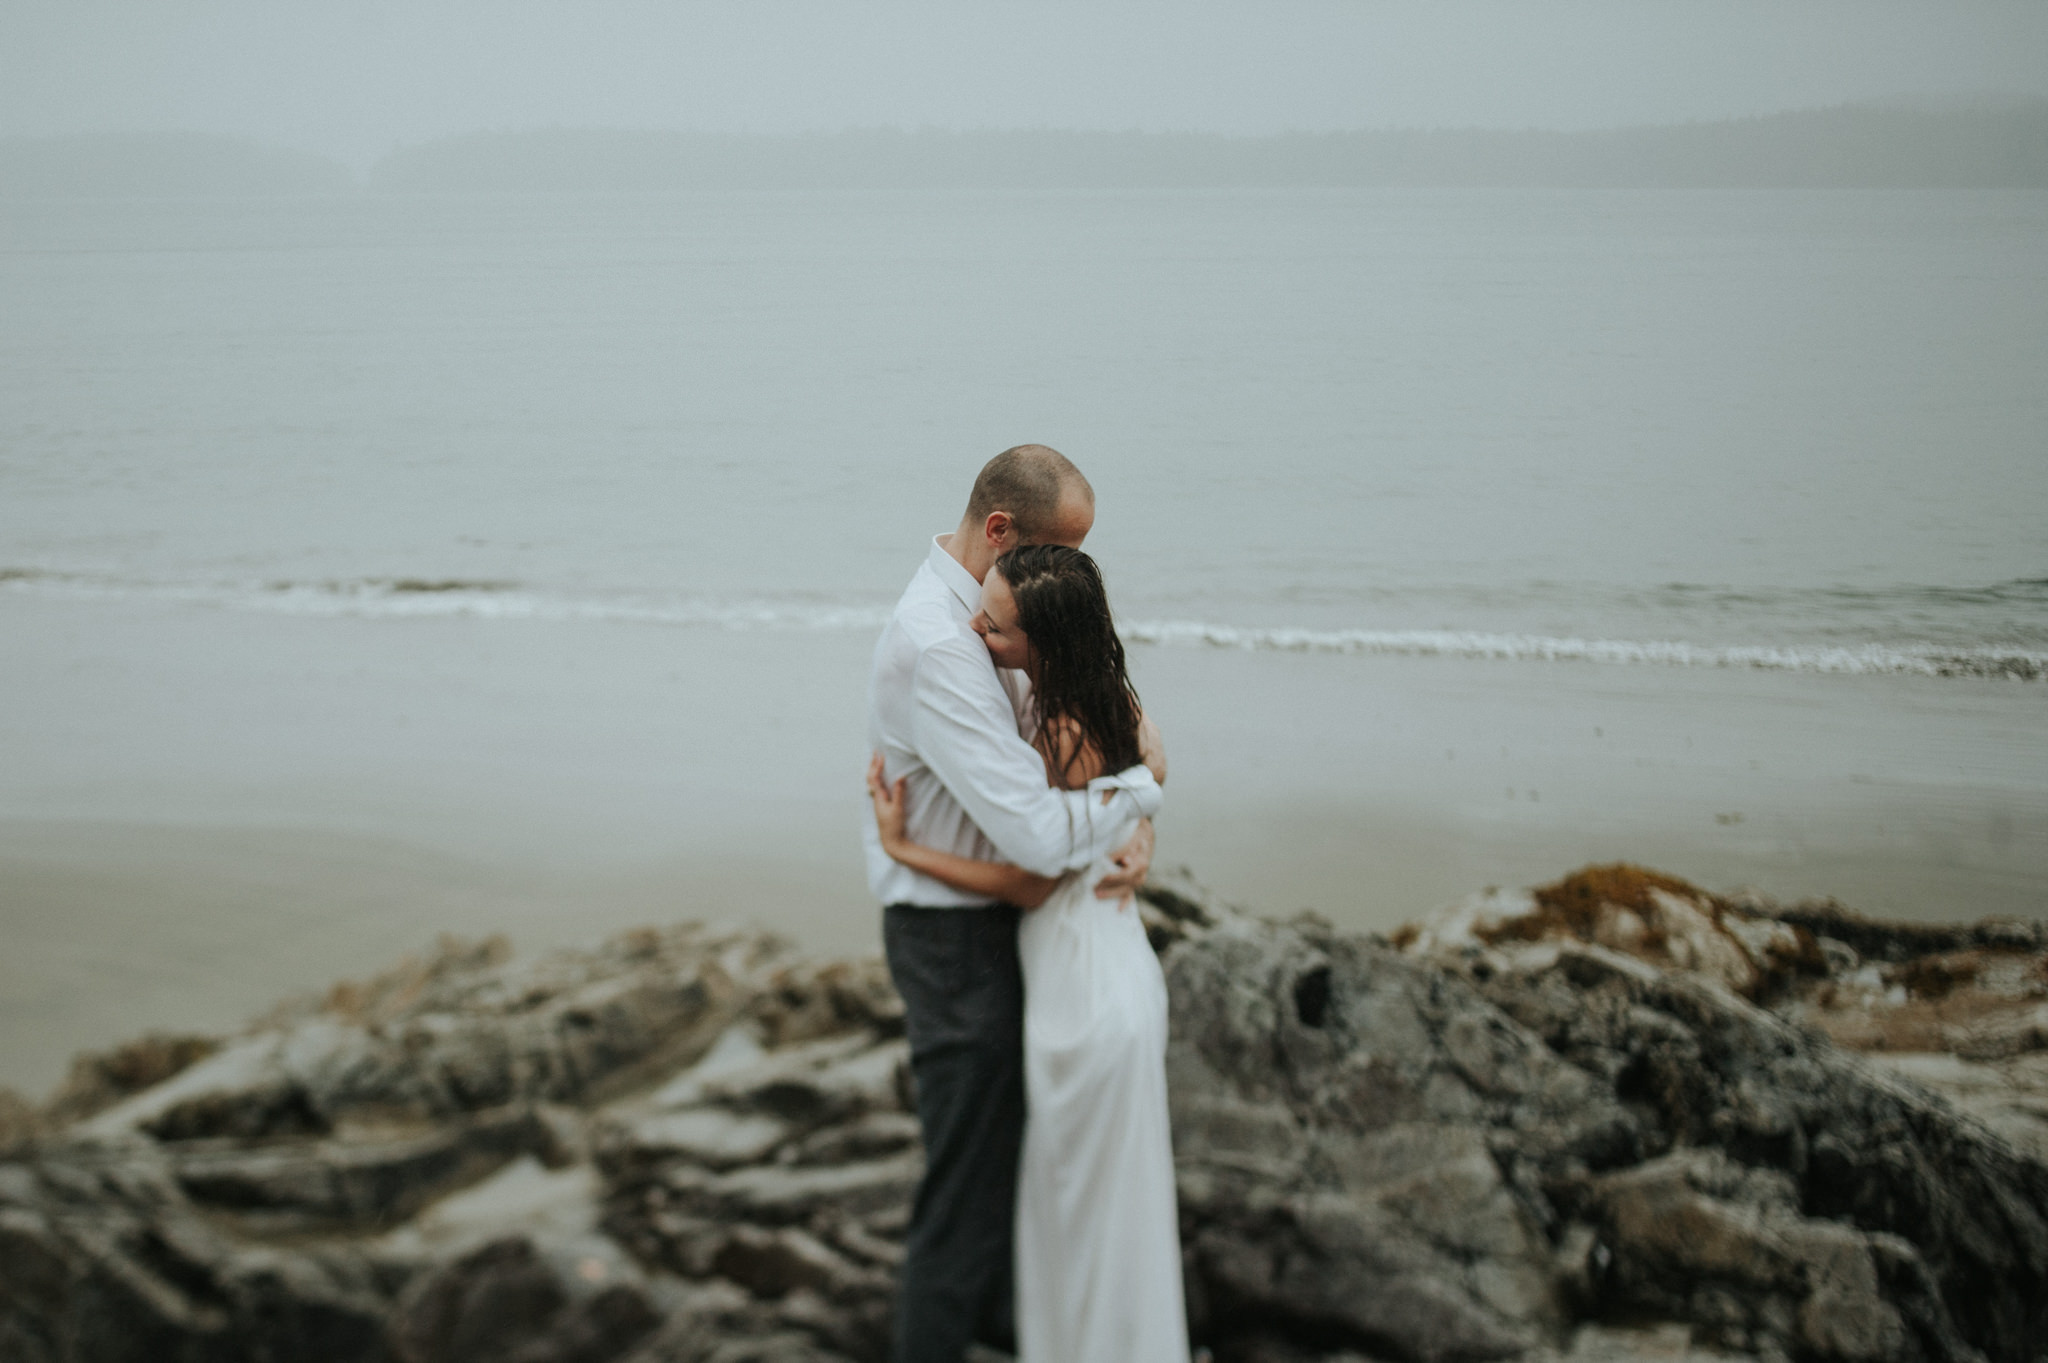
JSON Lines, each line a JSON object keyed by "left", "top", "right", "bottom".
{"left": 993, "top": 544, "right": 1142, "bottom": 779}
{"left": 964, "top": 445, "right": 1092, "bottom": 543}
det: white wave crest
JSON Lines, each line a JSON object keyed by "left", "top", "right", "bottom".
{"left": 1122, "top": 620, "right": 2047, "bottom": 680}
{"left": 0, "top": 571, "right": 893, "bottom": 632}
{"left": 5, "top": 569, "right": 2043, "bottom": 680}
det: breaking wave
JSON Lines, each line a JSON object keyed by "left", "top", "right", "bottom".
{"left": 0, "top": 569, "right": 893, "bottom": 631}
{"left": 4, "top": 568, "right": 2042, "bottom": 681}
{"left": 1120, "top": 620, "right": 2045, "bottom": 681}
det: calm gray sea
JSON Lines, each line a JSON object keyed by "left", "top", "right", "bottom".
{"left": 4, "top": 187, "right": 2045, "bottom": 662}
{"left": 2, "top": 187, "right": 2045, "bottom": 1092}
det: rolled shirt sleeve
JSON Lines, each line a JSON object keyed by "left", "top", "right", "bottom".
{"left": 911, "top": 634, "right": 1156, "bottom": 878}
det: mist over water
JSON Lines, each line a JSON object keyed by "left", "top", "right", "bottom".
{"left": 8, "top": 1, "right": 2048, "bottom": 157}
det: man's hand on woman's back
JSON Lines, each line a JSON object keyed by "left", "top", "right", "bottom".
{"left": 1138, "top": 712, "right": 1166, "bottom": 785}
{"left": 1094, "top": 817, "right": 1153, "bottom": 904}
{"left": 1095, "top": 713, "right": 1164, "bottom": 904}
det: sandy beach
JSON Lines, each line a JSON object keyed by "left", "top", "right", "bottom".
{"left": 5, "top": 592, "right": 2042, "bottom": 1098}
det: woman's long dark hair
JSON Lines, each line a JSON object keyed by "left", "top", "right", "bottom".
{"left": 993, "top": 545, "right": 1143, "bottom": 779}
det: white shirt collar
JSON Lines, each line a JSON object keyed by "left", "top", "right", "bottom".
{"left": 928, "top": 534, "right": 983, "bottom": 614}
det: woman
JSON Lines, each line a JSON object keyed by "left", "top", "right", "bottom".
{"left": 868, "top": 544, "right": 1189, "bottom": 1363}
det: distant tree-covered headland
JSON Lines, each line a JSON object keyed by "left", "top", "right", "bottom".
{"left": 7, "top": 103, "right": 2048, "bottom": 197}
{"left": 370, "top": 105, "right": 2048, "bottom": 192}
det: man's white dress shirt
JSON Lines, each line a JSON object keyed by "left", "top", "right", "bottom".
{"left": 865, "top": 536, "right": 1162, "bottom": 908}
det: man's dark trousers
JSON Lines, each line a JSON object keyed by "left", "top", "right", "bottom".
{"left": 883, "top": 902, "right": 1026, "bottom": 1363}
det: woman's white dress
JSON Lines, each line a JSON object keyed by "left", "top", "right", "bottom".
{"left": 1014, "top": 771, "right": 1189, "bottom": 1363}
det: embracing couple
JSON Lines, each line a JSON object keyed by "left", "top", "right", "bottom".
{"left": 862, "top": 445, "right": 1189, "bottom": 1363}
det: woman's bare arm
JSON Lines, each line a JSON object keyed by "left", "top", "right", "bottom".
{"left": 880, "top": 836, "right": 1065, "bottom": 910}
{"left": 1038, "top": 714, "right": 1108, "bottom": 790}
{"left": 1038, "top": 711, "right": 1163, "bottom": 790}
{"left": 867, "top": 754, "right": 1064, "bottom": 909}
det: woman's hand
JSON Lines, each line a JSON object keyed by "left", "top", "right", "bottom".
{"left": 865, "top": 751, "right": 1063, "bottom": 908}
{"left": 866, "top": 752, "right": 910, "bottom": 857}
{"left": 1137, "top": 710, "right": 1166, "bottom": 785}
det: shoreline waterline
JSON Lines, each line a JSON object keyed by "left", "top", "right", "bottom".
{"left": 5, "top": 593, "right": 2042, "bottom": 1096}
{"left": 6, "top": 796, "right": 2042, "bottom": 1101}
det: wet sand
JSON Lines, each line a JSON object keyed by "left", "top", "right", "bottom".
{"left": 0, "top": 819, "right": 878, "bottom": 1098}
{"left": 3, "top": 595, "right": 2044, "bottom": 1096}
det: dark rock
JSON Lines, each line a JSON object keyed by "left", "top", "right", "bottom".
{"left": 595, "top": 1033, "right": 911, "bottom": 1186}
{"left": 0, "top": 1140, "right": 397, "bottom": 1362}
{"left": 8, "top": 878, "right": 2045, "bottom": 1363}
{"left": 600, "top": 1108, "right": 793, "bottom": 1176}
{"left": 170, "top": 1105, "right": 554, "bottom": 1230}
{"left": 693, "top": 1039, "right": 908, "bottom": 1129}
{"left": 648, "top": 1152, "right": 924, "bottom": 1232}
{"left": 1579, "top": 1149, "right": 1913, "bottom": 1358}
{"left": 710, "top": 1226, "right": 884, "bottom": 1303}
{"left": 0, "top": 1088, "right": 38, "bottom": 1157}
{"left": 1176, "top": 885, "right": 2048, "bottom": 1363}
{"left": 612, "top": 1279, "right": 860, "bottom": 1363}
{"left": 393, "top": 1235, "right": 660, "bottom": 1363}
{"left": 1767, "top": 901, "right": 2048, "bottom": 965}
{"left": 787, "top": 1113, "right": 920, "bottom": 1167}
{"left": 1167, "top": 918, "right": 1592, "bottom": 1363}
{"left": 84, "top": 927, "right": 781, "bottom": 1146}
{"left": 1498, "top": 961, "right": 2046, "bottom": 1360}
{"left": 41, "top": 1033, "right": 223, "bottom": 1127}
{"left": 752, "top": 961, "right": 905, "bottom": 1050}
{"left": 816, "top": 1219, "right": 903, "bottom": 1271}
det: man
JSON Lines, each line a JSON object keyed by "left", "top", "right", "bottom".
{"left": 866, "top": 444, "right": 1160, "bottom": 1363}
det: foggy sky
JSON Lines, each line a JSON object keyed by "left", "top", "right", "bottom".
{"left": 4, "top": 1, "right": 2047, "bottom": 169}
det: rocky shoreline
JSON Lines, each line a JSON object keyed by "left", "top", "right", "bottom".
{"left": 2, "top": 866, "right": 2044, "bottom": 1363}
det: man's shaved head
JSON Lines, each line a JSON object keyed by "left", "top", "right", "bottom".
{"left": 964, "top": 444, "right": 1093, "bottom": 545}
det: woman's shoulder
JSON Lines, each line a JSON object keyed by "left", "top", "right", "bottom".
{"left": 1038, "top": 714, "right": 1109, "bottom": 789}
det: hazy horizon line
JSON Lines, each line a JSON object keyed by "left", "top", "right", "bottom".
{"left": 8, "top": 99, "right": 2048, "bottom": 195}
{"left": 18, "top": 93, "right": 2048, "bottom": 146}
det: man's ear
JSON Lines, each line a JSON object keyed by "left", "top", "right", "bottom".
{"left": 983, "top": 511, "right": 1015, "bottom": 551}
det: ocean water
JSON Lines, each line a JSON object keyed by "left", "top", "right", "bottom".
{"left": 2, "top": 186, "right": 2046, "bottom": 1089}
{"left": 3, "top": 187, "right": 2045, "bottom": 667}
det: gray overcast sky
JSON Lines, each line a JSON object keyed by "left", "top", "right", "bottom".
{"left": 5, "top": 1, "right": 2047, "bottom": 167}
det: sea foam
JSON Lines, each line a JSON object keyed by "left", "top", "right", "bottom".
{"left": 4, "top": 569, "right": 2042, "bottom": 681}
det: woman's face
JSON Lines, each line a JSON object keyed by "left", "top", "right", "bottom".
{"left": 971, "top": 570, "right": 1033, "bottom": 671}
